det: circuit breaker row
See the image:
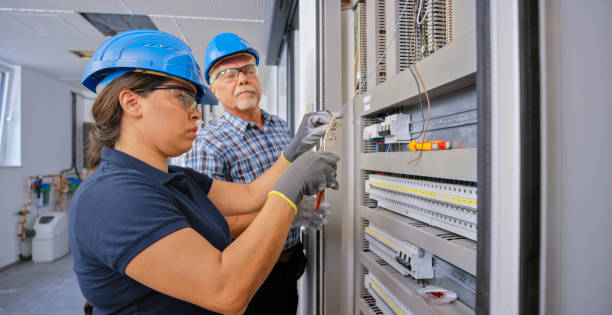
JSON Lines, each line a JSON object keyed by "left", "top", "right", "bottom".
{"left": 364, "top": 223, "right": 434, "bottom": 279}
{"left": 362, "top": 114, "right": 412, "bottom": 144}
{"left": 364, "top": 272, "right": 415, "bottom": 315}
{"left": 365, "top": 174, "right": 477, "bottom": 240}
{"left": 360, "top": 172, "right": 478, "bottom": 312}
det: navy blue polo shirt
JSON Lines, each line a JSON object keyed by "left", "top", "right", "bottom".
{"left": 69, "top": 147, "right": 229, "bottom": 314}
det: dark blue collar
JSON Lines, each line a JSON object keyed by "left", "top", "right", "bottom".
{"left": 100, "top": 147, "right": 183, "bottom": 185}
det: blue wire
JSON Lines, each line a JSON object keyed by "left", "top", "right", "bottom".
{"left": 386, "top": 143, "right": 391, "bottom": 152}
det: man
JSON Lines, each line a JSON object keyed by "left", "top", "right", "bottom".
{"left": 185, "top": 33, "right": 331, "bottom": 314}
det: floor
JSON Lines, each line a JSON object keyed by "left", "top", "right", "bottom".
{"left": 0, "top": 254, "right": 85, "bottom": 315}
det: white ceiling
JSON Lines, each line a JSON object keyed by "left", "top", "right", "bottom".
{"left": 0, "top": 0, "right": 267, "bottom": 92}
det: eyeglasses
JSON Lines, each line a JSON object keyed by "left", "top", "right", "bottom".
{"left": 134, "top": 85, "right": 201, "bottom": 113}
{"left": 212, "top": 64, "right": 258, "bottom": 84}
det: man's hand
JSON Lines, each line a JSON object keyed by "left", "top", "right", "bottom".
{"left": 293, "top": 195, "right": 331, "bottom": 230}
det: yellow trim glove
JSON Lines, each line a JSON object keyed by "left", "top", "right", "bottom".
{"left": 280, "top": 151, "right": 291, "bottom": 164}
{"left": 271, "top": 151, "right": 340, "bottom": 215}
{"left": 268, "top": 191, "right": 297, "bottom": 215}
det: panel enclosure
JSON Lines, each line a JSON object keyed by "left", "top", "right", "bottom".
{"left": 352, "top": 1, "right": 477, "bottom": 314}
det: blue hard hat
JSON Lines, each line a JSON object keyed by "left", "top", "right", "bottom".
{"left": 82, "top": 29, "right": 218, "bottom": 105}
{"left": 203, "top": 33, "right": 259, "bottom": 85}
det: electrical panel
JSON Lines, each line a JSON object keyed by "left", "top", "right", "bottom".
{"left": 354, "top": 0, "right": 477, "bottom": 314}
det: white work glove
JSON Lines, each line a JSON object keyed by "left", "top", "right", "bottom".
{"left": 282, "top": 111, "right": 335, "bottom": 162}
{"left": 293, "top": 195, "right": 331, "bottom": 230}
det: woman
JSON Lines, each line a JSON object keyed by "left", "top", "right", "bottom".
{"left": 69, "top": 29, "right": 339, "bottom": 314}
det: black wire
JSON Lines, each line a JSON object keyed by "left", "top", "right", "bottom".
{"left": 407, "top": 66, "right": 426, "bottom": 142}
{"left": 361, "top": 0, "right": 427, "bottom": 146}
{"left": 405, "top": 19, "right": 428, "bottom": 143}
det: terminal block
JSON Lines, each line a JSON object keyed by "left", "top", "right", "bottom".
{"left": 364, "top": 223, "right": 434, "bottom": 279}
{"left": 365, "top": 273, "right": 414, "bottom": 315}
{"left": 366, "top": 174, "right": 477, "bottom": 240}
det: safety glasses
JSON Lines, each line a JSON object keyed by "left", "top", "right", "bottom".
{"left": 134, "top": 85, "right": 201, "bottom": 113}
{"left": 212, "top": 64, "right": 258, "bottom": 85}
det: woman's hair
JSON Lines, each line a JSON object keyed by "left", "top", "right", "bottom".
{"left": 86, "top": 72, "right": 168, "bottom": 169}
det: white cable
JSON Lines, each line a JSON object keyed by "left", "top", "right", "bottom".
{"left": 416, "top": 0, "right": 429, "bottom": 25}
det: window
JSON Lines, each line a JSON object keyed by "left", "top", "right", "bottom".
{"left": 0, "top": 62, "right": 21, "bottom": 167}
{"left": 0, "top": 69, "right": 10, "bottom": 162}
{"left": 277, "top": 41, "right": 288, "bottom": 123}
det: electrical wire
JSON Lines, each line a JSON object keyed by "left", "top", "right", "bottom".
{"left": 406, "top": 64, "right": 426, "bottom": 142}
{"left": 416, "top": 0, "right": 429, "bottom": 25}
{"left": 340, "top": 0, "right": 412, "bottom": 115}
{"left": 344, "top": 0, "right": 433, "bottom": 165}
{"left": 406, "top": 3, "right": 433, "bottom": 166}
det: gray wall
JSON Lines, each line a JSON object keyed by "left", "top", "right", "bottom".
{"left": 321, "top": 2, "right": 349, "bottom": 315}
{"left": 0, "top": 67, "right": 83, "bottom": 268}
{"left": 542, "top": 0, "right": 612, "bottom": 314}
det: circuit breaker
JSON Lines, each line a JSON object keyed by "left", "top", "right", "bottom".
{"left": 364, "top": 223, "right": 434, "bottom": 279}
{"left": 362, "top": 113, "right": 411, "bottom": 144}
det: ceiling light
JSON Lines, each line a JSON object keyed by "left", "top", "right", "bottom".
{"left": 79, "top": 12, "right": 157, "bottom": 36}
{"left": 69, "top": 50, "right": 94, "bottom": 58}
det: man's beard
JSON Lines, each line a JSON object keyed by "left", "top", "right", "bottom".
{"left": 236, "top": 99, "right": 258, "bottom": 110}
{"left": 234, "top": 85, "right": 259, "bottom": 110}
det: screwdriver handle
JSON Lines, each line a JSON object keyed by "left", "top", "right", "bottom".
{"left": 314, "top": 190, "right": 325, "bottom": 210}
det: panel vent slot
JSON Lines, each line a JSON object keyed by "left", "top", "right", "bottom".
{"left": 397, "top": 0, "right": 453, "bottom": 71}
{"left": 361, "top": 116, "right": 380, "bottom": 153}
{"left": 360, "top": 264, "right": 370, "bottom": 297}
{"left": 375, "top": 0, "right": 387, "bottom": 85}
{"left": 361, "top": 217, "right": 371, "bottom": 252}
{"left": 397, "top": 0, "right": 417, "bottom": 72}
{"left": 359, "top": 265, "right": 384, "bottom": 315}
{"left": 361, "top": 170, "right": 378, "bottom": 208}
{"left": 356, "top": 2, "right": 368, "bottom": 94}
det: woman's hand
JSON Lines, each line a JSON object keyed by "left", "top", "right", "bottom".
{"left": 269, "top": 151, "right": 340, "bottom": 212}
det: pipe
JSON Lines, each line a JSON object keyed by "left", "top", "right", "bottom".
{"left": 16, "top": 177, "right": 33, "bottom": 241}
{"left": 60, "top": 92, "right": 81, "bottom": 181}
{"left": 17, "top": 172, "right": 73, "bottom": 259}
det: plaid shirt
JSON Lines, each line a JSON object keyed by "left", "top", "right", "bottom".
{"left": 184, "top": 110, "right": 298, "bottom": 250}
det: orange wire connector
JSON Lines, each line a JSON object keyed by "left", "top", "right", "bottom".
{"left": 408, "top": 140, "right": 451, "bottom": 152}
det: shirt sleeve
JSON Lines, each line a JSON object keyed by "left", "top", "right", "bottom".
{"left": 72, "top": 174, "right": 190, "bottom": 274}
{"left": 179, "top": 166, "right": 214, "bottom": 195}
